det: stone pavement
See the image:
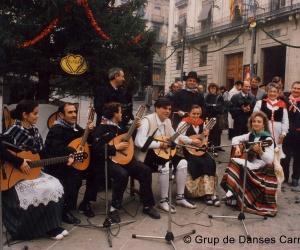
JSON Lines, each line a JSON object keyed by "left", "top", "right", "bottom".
{"left": 3, "top": 100, "right": 300, "bottom": 250}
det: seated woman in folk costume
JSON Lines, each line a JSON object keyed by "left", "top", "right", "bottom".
{"left": 176, "top": 105, "right": 220, "bottom": 207}
{"left": 221, "top": 111, "right": 277, "bottom": 217}
{"left": 3, "top": 100, "right": 73, "bottom": 240}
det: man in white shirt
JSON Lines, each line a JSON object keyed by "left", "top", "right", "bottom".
{"left": 135, "top": 98, "right": 196, "bottom": 213}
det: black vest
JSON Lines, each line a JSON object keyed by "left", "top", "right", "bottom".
{"left": 261, "top": 101, "right": 283, "bottom": 122}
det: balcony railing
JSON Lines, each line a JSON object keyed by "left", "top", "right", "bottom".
{"left": 172, "top": 0, "right": 300, "bottom": 45}
{"left": 175, "top": 0, "right": 188, "bottom": 8}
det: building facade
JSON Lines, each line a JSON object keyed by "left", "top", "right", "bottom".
{"left": 166, "top": 0, "right": 300, "bottom": 92}
{"left": 115, "top": 0, "right": 169, "bottom": 99}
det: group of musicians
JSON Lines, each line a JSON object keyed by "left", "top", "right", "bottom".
{"left": 1, "top": 68, "right": 300, "bottom": 242}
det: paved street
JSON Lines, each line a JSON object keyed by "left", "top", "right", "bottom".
{"left": 2, "top": 100, "right": 300, "bottom": 250}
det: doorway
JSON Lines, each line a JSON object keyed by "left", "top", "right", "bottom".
{"left": 226, "top": 53, "right": 243, "bottom": 90}
{"left": 263, "top": 46, "right": 286, "bottom": 84}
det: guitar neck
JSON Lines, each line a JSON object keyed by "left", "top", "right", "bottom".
{"left": 123, "top": 119, "right": 138, "bottom": 142}
{"left": 28, "top": 156, "right": 69, "bottom": 168}
{"left": 169, "top": 131, "right": 180, "bottom": 142}
{"left": 80, "top": 123, "right": 91, "bottom": 146}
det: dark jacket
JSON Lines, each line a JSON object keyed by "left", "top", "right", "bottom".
{"left": 204, "top": 93, "right": 224, "bottom": 118}
{"left": 45, "top": 124, "right": 85, "bottom": 157}
{"left": 94, "top": 83, "right": 132, "bottom": 127}
{"left": 172, "top": 89, "right": 205, "bottom": 128}
{"left": 173, "top": 89, "right": 205, "bottom": 113}
{"left": 93, "top": 124, "right": 125, "bottom": 162}
{"left": 229, "top": 92, "right": 256, "bottom": 122}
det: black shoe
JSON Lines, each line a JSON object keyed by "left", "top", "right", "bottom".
{"left": 78, "top": 202, "right": 95, "bottom": 218}
{"left": 218, "top": 148, "right": 225, "bottom": 152}
{"left": 292, "top": 179, "right": 299, "bottom": 187}
{"left": 109, "top": 210, "right": 121, "bottom": 223}
{"left": 142, "top": 207, "right": 161, "bottom": 219}
{"left": 62, "top": 211, "right": 81, "bottom": 225}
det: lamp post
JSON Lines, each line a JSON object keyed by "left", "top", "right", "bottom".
{"left": 178, "top": 17, "right": 186, "bottom": 81}
{"left": 249, "top": 1, "right": 257, "bottom": 78}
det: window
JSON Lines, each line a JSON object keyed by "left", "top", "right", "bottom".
{"left": 198, "top": 4, "right": 212, "bottom": 30}
{"left": 199, "top": 46, "right": 207, "bottom": 67}
{"left": 233, "top": 5, "right": 242, "bottom": 22}
{"left": 176, "top": 52, "right": 182, "bottom": 70}
{"left": 153, "top": 68, "right": 161, "bottom": 81}
{"left": 270, "top": 0, "right": 286, "bottom": 11}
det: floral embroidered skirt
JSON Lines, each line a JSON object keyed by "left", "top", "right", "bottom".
{"left": 185, "top": 171, "right": 218, "bottom": 198}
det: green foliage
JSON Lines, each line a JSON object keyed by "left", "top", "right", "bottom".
{"left": 0, "top": 0, "right": 155, "bottom": 102}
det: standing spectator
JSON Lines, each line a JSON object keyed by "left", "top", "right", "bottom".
{"left": 144, "top": 85, "right": 154, "bottom": 111}
{"left": 281, "top": 81, "right": 300, "bottom": 186}
{"left": 177, "top": 81, "right": 183, "bottom": 90}
{"left": 219, "top": 86, "right": 229, "bottom": 130}
{"left": 254, "top": 82, "right": 289, "bottom": 159}
{"left": 229, "top": 81, "right": 256, "bottom": 137}
{"left": 94, "top": 67, "right": 133, "bottom": 129}
{"left": 272, "top": 76, "right": 287, "bottom": 100}
{"left": 251, "top": 75, "right": 266, "bottom": 100}
{"left": 165, "top": 82, "right": 179, "bottom": 102}
{"left": 172, "top": 71, "right": 205, "bottom": 129}
{"left": 228, "top": 80, "right": 243, "bottom": 139}
{"left": 203, "top": 83, "right": 225, "bottom": 156}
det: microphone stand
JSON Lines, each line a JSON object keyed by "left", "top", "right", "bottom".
{"left": 132, "top": 139, "right": 196, "bottom": 250}
{"left": 208, "top": 141, "right": 268, "bottom": 239}
{"left": 80, "top": 141, "right": 135, "bottom": 248}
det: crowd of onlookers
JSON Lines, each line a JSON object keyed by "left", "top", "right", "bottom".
{"left": 163, "top": 74, "right": 300, "bottom": 188}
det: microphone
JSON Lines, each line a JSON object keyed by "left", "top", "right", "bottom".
{"left": 95, "top": 132, "right": 111, "bottom": 141}
{"left": 141, "top": 128, "right": 158, "bottom": 153}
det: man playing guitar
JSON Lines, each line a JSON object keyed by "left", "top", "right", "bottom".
{"left": 44, "top": 103, "right": 95, "bottom": 224}
{"left": 135, "top": 98, "right": 196, "bottom": 214}
{"left": 93, "top": 102, "right": 160, "bottom": 223}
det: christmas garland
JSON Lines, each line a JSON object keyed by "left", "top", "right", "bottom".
{"left": 19, "top": 4, "right": 73, "bottom": 47}
{"left": 18, "top": 0, "right": 144, "bottom": 47}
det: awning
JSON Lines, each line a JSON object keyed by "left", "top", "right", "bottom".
{"left": 198, "top": 4, "right": 212, "bottom": 22}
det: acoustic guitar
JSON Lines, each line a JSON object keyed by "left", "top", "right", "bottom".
{"left": 1, "top": 150, "right": 87, "bottom": 191}
{"left": 68, "top": 105, "right": 95, "bottom": 170}
{"left": 184, "top": 118, "right": 216, "bottom": 156}
{"left": 153, "top": 122, "right": 190, "bottom": 160}
{"left": 109, "top": 105, "right": 146, "bottom": 165}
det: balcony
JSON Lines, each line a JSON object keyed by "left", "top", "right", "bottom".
{"left": 171, "top": 0, "right": 300, "bottom": 45}
{"left": 175, "top": 0, "right": 188, "bottom": 8}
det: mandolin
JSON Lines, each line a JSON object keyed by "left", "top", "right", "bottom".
{"left": 109, "top": 105, "right": 146, "bottom": 165}
{"left": 153, "top": 122, "right": 191, "bottom": 160}
{"left": 1, "top": 150, "right": 87, "bottom": 191}
{"left": 68, "top": 104, "right": 95, "bottom": 170}
{"left": 183, "top": 118, "right": 216, "bottom": 156}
